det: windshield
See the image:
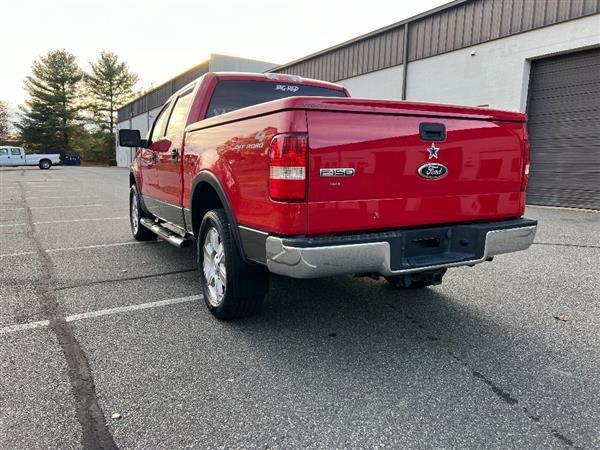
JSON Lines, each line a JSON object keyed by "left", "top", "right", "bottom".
{"left": 206, "top": 80, "right": 346, "bottom": 118}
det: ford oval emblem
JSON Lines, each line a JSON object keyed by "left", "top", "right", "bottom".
{"left": 418, "top": 163, "right": 448, "bottom": 180}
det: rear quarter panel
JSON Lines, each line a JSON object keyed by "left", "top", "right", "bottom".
{"left": 25, "top": 154, "right": 61, "bottom": 165}
{"left": 183, "top": 110, "right": 308, "bottom": 234}
{"left": 24, "top": 154, "right": 42, "bottom": 165}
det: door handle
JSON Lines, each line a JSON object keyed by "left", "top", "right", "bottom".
{"left": 171, "top": 148, "right": 179, "bottom": 163}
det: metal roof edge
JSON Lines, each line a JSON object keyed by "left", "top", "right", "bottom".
{"left": 268, "top": 0, "right": 467, "bottom": 72}
{"left": 117, "top": 58, "right": 210, "bottom": 113}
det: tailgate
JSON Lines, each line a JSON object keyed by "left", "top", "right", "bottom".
{"left": 306, "top": 109, "right": 526, "bottom": 234}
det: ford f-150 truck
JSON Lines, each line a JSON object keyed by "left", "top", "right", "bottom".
{"left": 0, "top": 146, "right": 60, "bottom": 169}
{"left": 119, "top": 72, "right": 537, "bottom": 320}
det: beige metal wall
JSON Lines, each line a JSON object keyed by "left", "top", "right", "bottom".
{"left": 273, "top": 0, "right": 600, "bottom": 84}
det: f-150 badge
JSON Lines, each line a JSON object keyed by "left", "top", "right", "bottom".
{"left": 320, "top": 168, "right": 355, "bottom": 177}
{"left": 418, "top": 163, "right": 448, "bottom": 180}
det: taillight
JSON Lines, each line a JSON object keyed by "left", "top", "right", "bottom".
{"left": 269, "top": 133, "right": 308, "bottom": 201}
{"left": 521, "top": 129, "right": 530, "bottom": 192}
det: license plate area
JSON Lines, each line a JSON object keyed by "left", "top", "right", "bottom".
{"left": 389, "top": 226, "right": 486, "bottom": 271}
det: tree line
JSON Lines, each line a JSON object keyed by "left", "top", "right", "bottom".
{"left": 1, "top": 49, "right": 138, "bottom": 162}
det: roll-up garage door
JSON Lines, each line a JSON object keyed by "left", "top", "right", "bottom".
{"left": 526, "top": 47, "right": 600, "bottom": 210}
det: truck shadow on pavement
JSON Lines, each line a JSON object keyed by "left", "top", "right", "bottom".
{"left": 213, "top": 274, "right": 587, "bottom": 447}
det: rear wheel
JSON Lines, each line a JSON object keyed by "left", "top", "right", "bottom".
{"left": 38, "top": 159, "right": 51, "bottom": 170}
{"left": 198, "top": 209, "right": 269, "bottom": 320}
{"left": 385, "top": 269, "right": 446, "bottom": 289}
{"left": 129, "top": 185, "right": 155, "bottom": 241}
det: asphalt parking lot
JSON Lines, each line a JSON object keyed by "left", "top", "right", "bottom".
{"left": 0, "top": 166, "right": 599, "bottom": 449}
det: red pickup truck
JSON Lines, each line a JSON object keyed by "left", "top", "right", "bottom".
{"left": 119, "top": 72, "right": 537, "bottom": 320}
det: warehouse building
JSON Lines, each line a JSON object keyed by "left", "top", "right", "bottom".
{"left": 271, "top": 0, "right": 600, "bottom": 209}
{"left": 116, "top": 54, "right": 276, "bottom": 167}
{"left": 118, "top": 1, "right": 599, "bottom": 209}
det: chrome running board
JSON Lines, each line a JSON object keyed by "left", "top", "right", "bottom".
{"left": 140, "top": 217, "right": 193, "bottom": 248}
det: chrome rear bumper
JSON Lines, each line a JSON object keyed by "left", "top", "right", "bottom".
{"left": 265, "top": 219, "right": 537, "bottom": 279}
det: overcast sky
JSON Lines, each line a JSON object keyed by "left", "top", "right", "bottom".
{"left": 3, "top": 0, "right": 450, "bottom": 109}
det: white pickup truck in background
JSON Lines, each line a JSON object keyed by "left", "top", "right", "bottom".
{"left": 0, "top": 147, "right": 61, "bottom": 169}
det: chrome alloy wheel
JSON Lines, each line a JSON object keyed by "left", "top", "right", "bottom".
{"left": 203, "top": 227, "right": 226, "bottom": 307}
{"left": 130, "top": 193, "right": 139, "bottom": 234}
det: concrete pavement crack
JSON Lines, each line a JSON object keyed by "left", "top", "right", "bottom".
{"left": 384, "top": 300, "right": 581, "bottom": 449}
{"left": 17, "top": 179, "right": 117, "bottom": 450}
{"left": 533, "top": 242, "right": 600, "bottom": 250}
{"left": 54, "top": 268, "right": 197, "bottom": 291}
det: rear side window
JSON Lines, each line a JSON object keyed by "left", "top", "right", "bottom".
{"left": 206, "top": 80, "right": 346, "bottom": 118}
{"left": 165, "top": 90, "right": 194, "bottom": 141}
{"left": 10, "top": 148, "right": 21, "bottom": 155}
{"left": 149, "top": 102, "right": 171, "bottom": 143}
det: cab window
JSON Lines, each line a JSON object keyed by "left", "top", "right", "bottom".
{"left": 10, "top": 148, "right": 21, "bottom": 155}
{"left": 0, "top": 149, "right": 8, "bottom": 156}
{"left": 206, "top": 80, "right": 347, "bottom": 118}
{"left": 149, "top": 102, "right": 171, "bottom": 143}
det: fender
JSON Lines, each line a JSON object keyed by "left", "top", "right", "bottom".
{"left": 129, "top": 168, "right": 151, "bottom": 215}
{"left": 189, "top": 171, "right": 252, "bottom": 264}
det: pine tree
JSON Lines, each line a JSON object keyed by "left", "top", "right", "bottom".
{"left": 86, "top": 51, "right": 138, "bottom": 157}
{"left": 0, "top": 100, "right": 10, "bottom": 141}
{"left": 18, "top": 50, "right": 83, "bottom": 153}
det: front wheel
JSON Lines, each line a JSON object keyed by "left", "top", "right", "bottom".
{"left": 38, "top": 159, "right": 51, "bottom": 170}
{"left": 129, "top": 185, "right": 155, "bottom": 241}
{"left": 198, "top": 209, "right": 268, "bottom": 320}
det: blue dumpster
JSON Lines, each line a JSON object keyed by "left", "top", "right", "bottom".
{"left": 63, "top": 152, "right": 81, "bottom": 166}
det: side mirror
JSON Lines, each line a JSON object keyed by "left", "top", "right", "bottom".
{"left": 119, "top": 129, "right": 146, "bottom": 148}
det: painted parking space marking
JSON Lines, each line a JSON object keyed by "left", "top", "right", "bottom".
{"left": 36, "top": 216, "right": 128, "bottom": 224}
{"left": 25, "top": 195, "right": 97, "bottom": 200}
{"left": 64, "top": 295, "right": 200, "bottom": 322}
{"left": 0, "top": 320, "right": 51, "bottom": 335}
{"left": 0, "top": 295, "right": 199, "bottom": 335}
{"left": 527, "top": 204, "right": 600, "bottom": 214}
{"left": 0, "top": 217, "right": 127, "bottom": 228}
{"left": 0, "top": 251, "right": 36, "bottom": 258}
{"left": 0, "top": 204, "right": 104, "bottom": 211}
{"left": 0, "top": 240, "right": 160, "bottom": 258}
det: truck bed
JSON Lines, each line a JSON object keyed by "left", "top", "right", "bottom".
{"left": 186, "top": 96, "right": 528, "bottom": 236}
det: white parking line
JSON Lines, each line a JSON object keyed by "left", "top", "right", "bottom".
{"left": 527, "top": 204, "right": 600, "bottom": 214}
{"left": 0, "top": 295, "right": 199, "bottom": 335}
{"left": 26, "top": 195, "right": 96, "bottom": 200}
{"left": 0, "top": 240, "right": 159, "bottom": 258}
{"left": 48, "top": 241, "right": 156, "bottom": 253}
{"left": 65, "top": 295, "right": 200, "bottom": 322}
{"left": 0, "top": 320, "right": 50, "bottom": 335}
{"left": 9, "top": 180, "right": 68, "bottom": 183}
{"left": 36, "top": 217, "right": 128, "bottom": 224}
{"left": 0, "top": 250, "right": 35, "bottom": 257}
{"left": 0, "top": 217, "right": 127, "bottom": 228}
{"left": 0, "top": 204, "right": 104, "bottom": 211}
{"left": 25, "top": 191, "right": 83, "bottom": 194}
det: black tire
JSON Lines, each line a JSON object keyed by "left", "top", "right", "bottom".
{"left": 385, "top": 269, "right": 446, "bottom": 289}
{"left": 198, "top": 209, "right": 269, "bottom": 320}
{"left": 129, "top": 185, "right": 155, "bottom": 241}
{"left": 38, "top": 159, "right": 51, "bottom": 170}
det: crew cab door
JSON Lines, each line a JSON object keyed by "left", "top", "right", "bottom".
{"left": 3, "top": 148, "right": 23, "bottom": 166}
{"left": 140, "top": 101, "right": 172, "bottom": 214}
{"left": 153, "top": 89, "right": 194, "bottom": 227}
{"left": 0, "top": 148, "right": 9, "bottom": 165}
